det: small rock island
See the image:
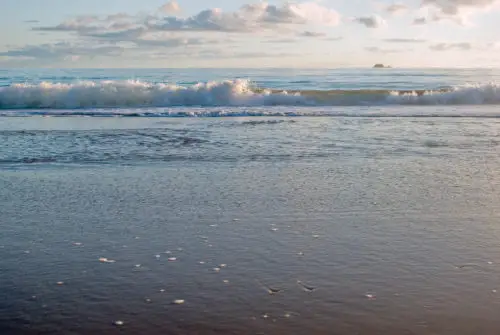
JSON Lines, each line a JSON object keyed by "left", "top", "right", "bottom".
{"left": 373, "top": 64, "right": 391, "bottom": 68}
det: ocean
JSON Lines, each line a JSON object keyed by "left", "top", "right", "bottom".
{"left": 1, "top": 68, "right": 500, "bottom": 335}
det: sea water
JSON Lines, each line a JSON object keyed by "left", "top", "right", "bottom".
{"left": 1, "top": 68, "right": 500, "bottom": 334}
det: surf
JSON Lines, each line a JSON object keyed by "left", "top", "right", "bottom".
{"left": 1, "top": 79, "right": 500, "bottom": 110}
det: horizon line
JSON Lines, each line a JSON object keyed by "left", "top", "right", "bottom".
{"left": 1, "top": 66, "right": 500, "bottom": 70}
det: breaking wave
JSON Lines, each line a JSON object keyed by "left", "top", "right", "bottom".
{"left": 2, "top": 79, "right": 500, "bottom": 111}
{"left": 0, "top": 80, "right": 308, "bottom": 109}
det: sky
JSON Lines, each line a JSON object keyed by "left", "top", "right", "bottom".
{"left": 1, "top": 0, "right": 500, "bottom": 68}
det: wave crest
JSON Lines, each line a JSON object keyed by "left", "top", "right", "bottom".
{"left": 2, "top": 80, "right": 500, "bottom": 109}
{"left": 0, "top": 79, "right": 308, "bottom": 109}
{"left": 388, "top": 83, "right": 500, "bottom": 105}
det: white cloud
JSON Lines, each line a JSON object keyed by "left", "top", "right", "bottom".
{"left": 384, "top": 38, "right": 426, "bottom": 43}
{"left": 429, "top": 42, "right": 472, "bottom": 50}
{"left": 199, "top": 50, "right": 306, "bottom": 59}
{"left": 0, "top": 42, "right": 124, "bottom": 60}
{"left": 417, "top": 0, "right": 500, "bottom": 24}
{"left": 21, "top": 1, "right": 343, "bottom": 64}
{"left": 35, "top": 16, "right": 101, "bottom": 33}
{"left": 422, "top": 0, "right": 496, "bottom": 15}
{"left": 413, "top": 17, "right": 428, "bottom": 24}
{"left": 87, "top": 27, "right": 146, "bottom": 41}
{"left": 354, "top": 15, "right": 386, "bottom": 28}
{"left": 133, "top": 37, "right": 207, "bottom": 48}
{"left": 286, "top": 2, "right": 341, "bottom": 25}
{"left": 34, "top": 14, "right": 141, "bottom": 35}
{"left": 147, "top": 2, "right": 340, "bottom": 32}
{"left": 414, "top": 13, "right": 465, "bottom": 25}
{"left": 365, "top": 46, "right": 409, "bottom": 53}
{"left": 264, "top": 38, "right": 298, "bottom": 43}
{"left": 106, "top": 13, "right": 134, "bottom": 21}
{"left": 299, "top": 31, "right": 327, "bottom": 37}
{"left": 159, "top": 1, "right": 181, "bottom": 14}
{"left": 325, "top": 36, "right": 343, "bottom": 41}
{"left": 386, "top": 3, "right": 408, "bottom": 14}
{"left": 35, "top": 2, "right": 340, "bottom": 36}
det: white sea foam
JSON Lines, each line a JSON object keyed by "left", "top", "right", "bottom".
{"left": 2, "top": 106, "right": 500, "bottom": 118}
{"left": 387, "top": 83, "right": 500, "bottom": 105}
{"left": 2, "top": 80, "right": 500, "bottom": 112}
{"left": 0, "top": 79, "right": 309, "bottom": 109}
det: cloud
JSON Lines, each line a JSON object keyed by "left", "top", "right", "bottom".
{"left": 0, "top": 42, "right": 123, "bottom": 60}
{"left": 383, "top": 38, "right": 426, "bottom": 43}
{"left": 324, "top": 36, "right": 343, "bottom": 41}
{"left": 36, "top": 2, "right": 340, "bottom": 36}
{"left": 247, "top": 2, "right": 340, "bottom": 25}
{"left": 299, "top": 31, "right": 327, "bottom": 37}
{"left": 386, "top": 3, "right": 408, "bottom": 14}
{"left": 417, "top": 0, "right": 500, "bottom": 24}
{"left": 412, "top": 14, "right": 463, "bottom": 25}
{"left": 35, "top": 15, "right": 108, "bottom": 33}
{"left": 87, "top": 27, "right": 146, "bottom": 41}
{"left": 0, "top": 39, "right": 214, "bottom": 66}
{"left": 365, "top": 46, "right": 409, "bottom": 53}
{"left": 230, "top": 51, "right": 300, "bottom": 59}
{"left": 146, "top": 48, "right": 305, "bottom": 61}
{"left": 265, "top": 38, "right": 298, "bottom": 43}
{"left": 33, "top": 13, "right": 144, "bottom": 35}
{"left": 159, "top": 1, "right": 181, "bottom": 14}
{"left": 106, "top": 13, "right": 134, "bottom": 21}
{"left": 147, "top": 2, "right": 340, "bottom": 33}
{"left": 422, "top": 0, "right": 496, "bottom": 16}
{"left": 413, "top": 13, "right": 464, "bottom": 25}
{"left": 145, "top": 9, "right": 247, "bottom": 32}
{"left": 129, "top": 36, "right": 209, "bottom": 50}
{"left": 133, "top": 37, "right": 207, "bottom": 48}
{"left": 20, "top": 1, "right": 342, "bottom": 64}
{"left": 195, "top": 49, "right": 305, "bottom": 59}
{"left": 354, "top": 15, "right": 386, "bottom": 28}
{"left": 413, "top": 17, "right": 428, "bottom": 25}
{"left": 429, "top": 42, "right": 472, "bottom": 51}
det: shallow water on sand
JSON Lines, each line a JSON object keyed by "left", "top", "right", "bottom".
{"left": 1, "top": 116, "right": 500, "bottom": 334}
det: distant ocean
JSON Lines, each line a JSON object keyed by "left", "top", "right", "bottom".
{"left": 1, "top": 68, "right": 500, "bottom": 335}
